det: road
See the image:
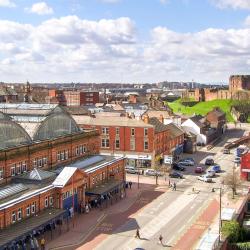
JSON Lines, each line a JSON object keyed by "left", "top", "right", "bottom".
{"left": 78, "top": 127, "right": 247, "bottom": 250}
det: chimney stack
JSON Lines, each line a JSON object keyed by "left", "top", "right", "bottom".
{"left": 143, "top": 114, "right": 149, "bottom": 124}
{"left": 159, "top": 114, "right": 164, "bottom": 123}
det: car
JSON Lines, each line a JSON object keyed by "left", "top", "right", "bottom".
{"left": 195, "top": 166, "right": 204, "bottom": 173}
{"left": 125, "top": 166, "right": 141, "bottom": 174}
{"left": 183, "top": 157, "right": 195, "bottom": 163}
{"left": 172, "top": 163, "right": 186, "bottom": 171}
{"left": 169, "top": 171, "right": 183, "bottom": 178}
{"left": 234, "top": 157, "right": 241, "bottom": 164}
{"left": 206, "top": 170, "right": 216, "bottom": 177}
{"left": 145, "top": 169, "right": 162, "bottom": 176}
{"left": 197, "top": 175, "right": 213, "bottom": 183}
{"left": 178, "top": 160, "right": 194, "bottom": 166}
{"left": 223, "top": 148, "right": 230, "bottom": 154}
{"left": 212, "top": 165, "right": 221, "bottom": 173}
{"left": 205, "top": 158, "right": 214, "bottom": 165}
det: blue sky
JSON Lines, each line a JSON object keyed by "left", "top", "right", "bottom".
{"left": 0, "top": 0, "right": 250, "bottom": 83}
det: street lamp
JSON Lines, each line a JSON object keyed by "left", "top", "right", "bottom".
{"left": 212, "top": 187, "right": 222, "bottom": 242}
{"left": 137, "top": 159, "right": 140, "bottom": 189}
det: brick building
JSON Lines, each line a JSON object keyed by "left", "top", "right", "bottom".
{"left": 73, "top": 113, "right": 184, "bottom": 167}
{"left": 241, "top": 153, "right": 250, "bottom": 181}
{"left": 229, "top": 75, "right": 250, "bottom": 92}
{"left": 0, "top": 104, "right": 126, "bottom": 248}
{"left": 48, "top": 89, "right": 99, "bottom": 106}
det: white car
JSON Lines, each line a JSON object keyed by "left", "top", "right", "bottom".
{"left": 206, "top": 170, "right": 216, "bottom": 177}
{"left": 197, "top": 175, "right": 213, "bottom": 183}
{"left": 125, "top": 166, "right": 140, "bottom": 174}
{"left": 145, "top": 169, "right": 162, "bottom": 176}
{"left": 178, "top": 160, "right": 195, "bottom": 166}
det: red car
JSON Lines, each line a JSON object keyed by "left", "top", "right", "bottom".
{"left": 195, "top": 166, "right": 204, "bottom": 173}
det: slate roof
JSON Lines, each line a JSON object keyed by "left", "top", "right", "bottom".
{"left": 19, "top": 168, "right": 56, "bottom": 181}
{"left": 190, "top": 115, "right": 206, "bottom": 128}
{"left": 165, "top": 123, "right": 184, "bottom": 139}
{"left": 53, "top": 167, "right": 77, "bottom": 188}
{"left": 148, "top": 117, "right": 168, "bottom": 133}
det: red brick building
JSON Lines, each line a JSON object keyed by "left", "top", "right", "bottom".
{"left": 73, "top": 114, "right": 182, "bottom": 167}
{"left": 241, "top": 152, "right": 250, "bottom": 181}
{"left": 48, "top": 89, "right": 99, "bottom": 106}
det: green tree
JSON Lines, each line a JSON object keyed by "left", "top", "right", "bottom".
{"left": 222, "top": 220, "right": 241, "bottom": 243}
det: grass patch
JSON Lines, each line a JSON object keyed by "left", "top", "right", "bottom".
{"left": 167, "top": 99, "right": 234, "bottom": 122}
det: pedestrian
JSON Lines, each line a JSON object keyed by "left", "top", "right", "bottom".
{"left": 159, "top": 234, "right": 163, "bottom": 245}
{"left": 30, "top": 238, "right": 35, "bottom": 250}
{"left": 142, "top": 169, "right": 144, "bottom": 175}
{"left": 129, "top": 181, "right": 132, "bottom": 189}
{"left": 135, "top": 228, "right": 140, "bottom": 239}
{"left": 33, "top": 237, "right": 39, "bottom": 250}
{"left": 85, "top": 204, "right": 89, "bottom": 213}
{"left": 40, "top": 237, "right": 45, "bottom": 250}
{"left": 69, "top": 206, "right": 74, "bottom": 218}
{"left": 173, "top": 182, "right": 176, "bottom": 191}
{"left": 168, "top": 179, "right": 171, "bottom": 187}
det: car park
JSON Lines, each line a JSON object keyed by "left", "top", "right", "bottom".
{"left": 206, "top": 170, "right": 216, "bottom": 177}
{"left": 205, "top": 158, "right": 214, "bottom": 165}
{"left": 212, "top": 165, "right": 221, "bottom": 173}
{"left": 195, "top": 166, "right": 204, "bottom": 173}
{"left": 145, "top": 169, "right": 162, "bottom": 176}
{"left": 172, "top": 163, "right": 185, "bottom": 171}
{"left": 197, "top": 175, "right": 213, "bottom": 183}
{"left": 169, "top": 171, "right": 183, "bottom": 179}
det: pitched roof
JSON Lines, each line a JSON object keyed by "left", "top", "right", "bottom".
{"left": 53, "top": 167, "right": 77, "bottom": 188}
{"left": 148, "top": 117, "right": 168, "bottom": 133}
{"left": 165, "top": 123, "right": 184, "bottom": 138}
{"left": 28, "top": 168, "right": 56, "bottom": 181}
{"left": 189, "top": 115, "right": 206, "bottom": 128}
{"left": 207, "top": 108, "right": 225, "bottom": 118}
{"left": 73, "top": 115, "right": 153, "bottom": 128}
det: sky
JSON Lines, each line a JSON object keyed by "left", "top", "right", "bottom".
{"left": 1, "top": 0, "right": 250, "bottom": 83}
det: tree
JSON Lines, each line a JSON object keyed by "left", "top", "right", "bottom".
{"left": 222, "top": 220, "right": 241, "bottom": 243}
{"left": 223, "top": 168, "right": 241, "bottom": 199}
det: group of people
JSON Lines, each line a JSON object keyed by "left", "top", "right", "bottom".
{"left": 135, "top": 229, "right": 164, "bottom": 246}
{"left": 6, "top": 236, "right": 46, "bottom": 250}
{"left": 168, "top": 180, "right": 177, "bottom": 191}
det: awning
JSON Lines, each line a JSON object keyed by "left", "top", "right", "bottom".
{"left": 86, "top": 180, "right": 124, "bottom": 196}
{"left": 126, "top": 154, "right": 152, "bottom": 160}
{"left": 242, "top": 168, "right": 250, "bottom": 173}
{"left": 0, "top": 208, "right": 66, "bottom": 247}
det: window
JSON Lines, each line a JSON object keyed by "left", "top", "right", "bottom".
{"left": 116, "top": 127, "right": 120, "bottom": 135}
{"left": 115, "top": 139, "right": 120, "bottom": 149}
{"left": 101, "top": 138, "right": 110, "bottom": 148}
{"left": 11, "top": 165, "right": 16, "bottom": 176}
{"left": 62, "top": 193, "right": 66, "bottom": 200}
{"left": 45, "top": 197, "right": 48, "bottom": 208}
{"left": 131, "top": 128, "right": 135, "bottom": 136}
{"left": 79, "top": 145, "right": 83, "bottom": 155}
{"left": 0, "top": 167, "right": 3, "bottom": 179}
{"left": 102, "top": 127, "right": 109, "bottom": 135}
{"left": 17, "top": 208, "right": 22, "bottom": 221}
{"left": 130, "top": 139, "right": 135, "bottom": 150}
{"left": 65, "top": 150, "right": 69, "bottom": 160}
{"left": 57, "top": 150, "right": 69, "bottom": 162}
{"left": 144, "top": 128, "right": 148, "bottom": 136}
{"left": 11, "top": 211, "right": 16, "bottom": 223}
{"left": 16, "top": 163, "right": 21, "bottom": 174}
{"left": 22, "top": 162, "right": 27, "bottom": 172}
{"left": 49, "top": 197, "right": 53, "bottom": 206}
{"left": 144, "top": 139, "right": 149, "bottom": 150}
{"left": 26, "top": 205, "right": 30, "bottom": 217}
{"left": 75, "top": 146, "right": 79, "bottom": 156}
{"left": 31, "top": 202, "right": 36, "bottom": 214}
{"left": 92, "top": 177, "right": 95, "bottom": 185}
{"left": 57, "top": 152, "right": 61, "bottom": 161}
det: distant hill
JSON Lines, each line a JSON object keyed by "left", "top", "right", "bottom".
{"left": 168, "top": 99, "right": 233, "bottom": 122}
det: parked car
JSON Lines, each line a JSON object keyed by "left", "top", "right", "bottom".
{"left": 205, "top": 158, "right": 214, "bottom": 165}
{"left": 178, "top": 160, "right": 194, "bottom": 166}
{"left": 206, "top": 170, "right": 216, "bottom": 177}
{"left": 197, "top": 175, "right": 213, "bottom": 183}
{"left": 172, "top": 163, "right": 186, "bottom": 171}
{"left": 223, "top": 148, "right": 230, "bottom": 154}
{"left": 125, "top": 166, "right": 140, "bottom": 174}
{"left": 234, "top": 157, "right": 241, "bottom": 164}
{"left": 182, "top": 157, "right": 195, "bottom": 163}
{"left": 169, "top": 171, "right": 183, "bottom": 179}
{"left": 212, "top": 165, "right": 221, "bottom": 173}
{"left": 145, "top": 169, "right": 162, "bottom": 176}
{"left": 195, "top": 166, "right": 204, "bottom": 174}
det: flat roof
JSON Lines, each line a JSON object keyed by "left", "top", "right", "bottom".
{"left": 0, "top": 208, "right": 65, "bottom": 247}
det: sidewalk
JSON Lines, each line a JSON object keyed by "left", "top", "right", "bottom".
{"left": 48, "top": 180, "right": 164, "bottom": 250}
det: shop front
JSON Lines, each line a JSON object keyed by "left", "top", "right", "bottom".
{"left": 125, "top": 154, "right": 152, "bottom": 168}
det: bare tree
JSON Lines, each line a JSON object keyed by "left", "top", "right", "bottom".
{"left": 223, "top": 168, "right": 241, "bottom": 199}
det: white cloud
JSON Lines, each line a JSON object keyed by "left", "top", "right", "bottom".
{"left": 211, "top": 0, "right": 250, "bottom": 10}
{"left": 26, "top": 2, "right": 53, "bottom": 15}
{"left": 0, "top": 15, "right": 250, "bottom": 83}
{"left": 244, "top": 15, "right": 250, "bottom": 26}
{"left": 159, "top": 0, "right": 169, "bottom": 4}
{"left": 0, "top": 0, "right": 16, "bottom": 7}
{"left": 99, "top": 0, "right": 121, "bottom": 3}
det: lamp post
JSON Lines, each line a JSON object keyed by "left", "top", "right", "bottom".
{"left": 137, "top": 159, "right": 140, "bottom": 189}
{"left": 212, "top": 187, "right": 222, "bottom": 242}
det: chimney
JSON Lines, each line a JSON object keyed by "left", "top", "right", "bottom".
{"left": 159, "top": 114, "right": 164, "bottom": 123}
{"left": 143, "top": 114, "right": 149, "bottom": 124}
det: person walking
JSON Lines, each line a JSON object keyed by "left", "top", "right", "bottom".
{"left": 173, "top": 182, "right": 176, "bottom": 191}
{"left": 30, "top": 238, "right": 35, "bottom": 250}
{"left": 135, "top": 228, "right": 141, "bottom": 239}
{"left": 40, "top": 237, "right": 45, "bottom": 250}
{"left": 159, "top": 234, "right": 163, "bottom": 245}
{"left": 168, "top": 179, "right": 171, "bottom": 187}
{"left": 129, "top": 181, "right": 132, "bottom": 189}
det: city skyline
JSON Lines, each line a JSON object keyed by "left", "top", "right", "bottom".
{"left": 0, "top": 0, "right": 250, "bottom": 83}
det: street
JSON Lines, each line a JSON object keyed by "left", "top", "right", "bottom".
{"left": 74, "top": 127, "right": 248, "bottom": 250}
